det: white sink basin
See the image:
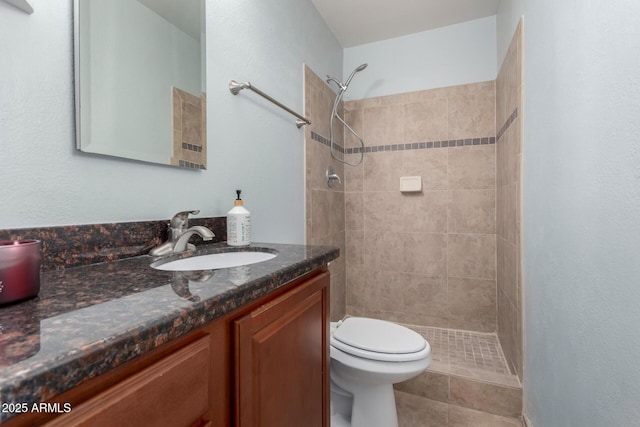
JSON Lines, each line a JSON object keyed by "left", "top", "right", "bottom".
{"left": 152, "top": 250, "right": 276, "bottom": 271}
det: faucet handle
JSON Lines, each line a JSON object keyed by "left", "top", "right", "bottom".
{"left": 169, "top": 210, "right": 200, "bottom": 241}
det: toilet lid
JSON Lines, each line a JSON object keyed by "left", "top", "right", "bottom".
{"left": 332, "top": 317, "right": 427, "bottom": 355}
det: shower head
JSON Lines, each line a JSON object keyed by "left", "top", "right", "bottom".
{"left": 327, "top": 63, "right": 368, "bottom": 91}
{"left": 344, "top": 63, "right": 368, "bottom": 87}
{"left": 355, "top": 63, "right": 368, "bottom": 72}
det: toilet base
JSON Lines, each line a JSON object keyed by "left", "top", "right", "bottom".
{"left": 331, "top": 372, "right": 398, "bottom": 427}
{"left": 350, "top": 384, "right": 398, "bottom": 427}
{"left": 331, "top": 380, "right": 353, "bottom": 422}
{"left": 330, "top": 413, "right": 351, "bottom": 427}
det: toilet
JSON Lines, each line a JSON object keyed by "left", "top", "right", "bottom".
{"left": 330, "top": 317, "right": 432, "bottom": 427}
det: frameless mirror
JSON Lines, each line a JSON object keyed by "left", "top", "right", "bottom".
{"left": 74, "top": 0, "right": 207, "bottom": 169}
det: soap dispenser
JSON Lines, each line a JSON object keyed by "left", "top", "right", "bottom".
{"left": 227, "top": 190, "right": 251, "bottom": 246}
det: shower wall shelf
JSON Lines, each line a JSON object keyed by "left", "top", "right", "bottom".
{"left": 2, "top": 0, "right": 33, "bottom": 14}
{"left": 228, "top": 80, "right": 311, "bottom": 128}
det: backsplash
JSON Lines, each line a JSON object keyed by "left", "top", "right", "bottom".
{"left": 0, "top": 217, "right": 226, "bottom": 271}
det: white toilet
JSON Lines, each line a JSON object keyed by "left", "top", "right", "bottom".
{"left": 330, "top": 317, "right": 432, "bottom": 427}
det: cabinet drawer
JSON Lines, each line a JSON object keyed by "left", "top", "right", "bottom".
{"left": 45, "top": 336, "right": 210, "bottom": 427}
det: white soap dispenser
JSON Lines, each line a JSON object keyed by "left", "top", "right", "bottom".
{"left": 227, "top": 190, "right": 251, "bottom": 246}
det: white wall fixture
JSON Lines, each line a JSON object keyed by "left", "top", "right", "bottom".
{"left": 3, "top": 0, "right": 33, "bottom": 14}
{"left": 399, "top": 176, "right": 422, "bottom": 193}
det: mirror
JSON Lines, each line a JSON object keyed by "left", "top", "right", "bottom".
{"left": 74, "top": 0, "right": 206, "bottom": 169}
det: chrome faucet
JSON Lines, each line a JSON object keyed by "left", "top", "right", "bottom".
{"left": 172, "top": 226, "right": 214, "bottom": 253}
{"left": 150, "top": 211, "right": 215, "bottom": 256}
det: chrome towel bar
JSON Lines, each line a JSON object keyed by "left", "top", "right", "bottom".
{"left": 228, "top": 80, "right": 311, "bottom": 128}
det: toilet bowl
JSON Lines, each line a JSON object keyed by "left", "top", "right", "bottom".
{"left": 329, "top": 317, "right": 431, "bottom": 427}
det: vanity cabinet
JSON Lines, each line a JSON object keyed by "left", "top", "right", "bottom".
{"left": 6, "top": 268, "right": 329, "bottom": 427}
{"left": 234, "top": 270, "right": 329, "bottom": 427}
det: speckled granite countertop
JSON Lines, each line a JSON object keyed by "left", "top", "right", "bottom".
{"left": 0, "top": 242, "right": 339, "bottom": 422}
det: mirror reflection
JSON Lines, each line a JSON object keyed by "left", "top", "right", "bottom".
{"left": 74, "top": 0, "right": 206, "bottom": 169}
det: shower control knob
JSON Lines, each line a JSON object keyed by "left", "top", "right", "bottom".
{"left": 326, "top": 166, "right": 342, "bottom": 188}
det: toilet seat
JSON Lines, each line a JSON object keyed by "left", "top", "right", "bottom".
{"left": 331, "top": 317, "right": 430, "bottom": 362}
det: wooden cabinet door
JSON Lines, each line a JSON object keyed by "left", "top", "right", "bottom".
{"left": 234, "top": 271, "right": 329, "bottom": 427}
{"left": 45, "top": 336, "right": 211, "bottom": 427}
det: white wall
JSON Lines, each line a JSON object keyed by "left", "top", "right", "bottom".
{"left": 342, "top": 16, "right": 497, "bottom": 100}
{"left": 496, "top": 0, "right": 523, "bottom": 68}
{"left": 496, "top": 0, "right": 640, "bottom": 425}
{"left": 206, "top": 0, "right": 341, "bottom": 243}
{"left": 0, "top": 0, "right": 342, "bottom": 244}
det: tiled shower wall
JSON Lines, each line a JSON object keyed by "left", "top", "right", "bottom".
{"left": 496, "top": 20, "right": 524, "bottom": 379}
{"left": 342, "top": 83, "right": 497, "bottom": 333}
{"left": 305, "top": 57, "right": 523, "bottom": 359}
{"left": 171, "top": 88, "right": 207, "bottom": 169}
{"left": 304, "top": 65, "right": 347, "bottom": 321}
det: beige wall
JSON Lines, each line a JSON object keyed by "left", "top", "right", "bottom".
{"left": 496, "top": 20, "right": 524, "bottom": 379}
{"left": 304, "top": 65, "right": 346, "bottom": 321}
{"left": 343, "top": 82, "right": 497, "bottom": 333}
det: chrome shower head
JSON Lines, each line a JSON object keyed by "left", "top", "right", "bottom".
{"left": 327, "top": 63, "right": 368, "bottom": 91}
{"left": 344, "top": 63, "right": 368, "bottom": 87}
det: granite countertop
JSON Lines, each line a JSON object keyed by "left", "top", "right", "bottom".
{"left": 0, "top": 242, "right": 339, "bottom": 422}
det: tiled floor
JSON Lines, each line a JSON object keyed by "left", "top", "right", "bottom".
{"left": 408, "top": 325, "right": 519, "bottom": 388}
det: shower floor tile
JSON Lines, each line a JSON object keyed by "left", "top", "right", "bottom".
{"left": 406, "top": 325, "right": 520, "bottom": 388}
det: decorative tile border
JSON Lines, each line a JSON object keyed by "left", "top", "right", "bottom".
{"left": 312, "top": 107, "right": 521, "bottom": 154}
{"left": 311, "top": 130, "right": 495, "bottom": 154}
{"left": 311, "top": 131, "right": 345, "bottom": 153}
{"left": 181, "top": 143, "right": 204, "bottom": 153}
{"left": 497, "top": 108, "right": 519, "bottom": 142}
{"left": 352, "top": 137, "right": 496, "bottom": 154}
{"left": 178, "top": 160, "right": 206, "bottom": 169}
